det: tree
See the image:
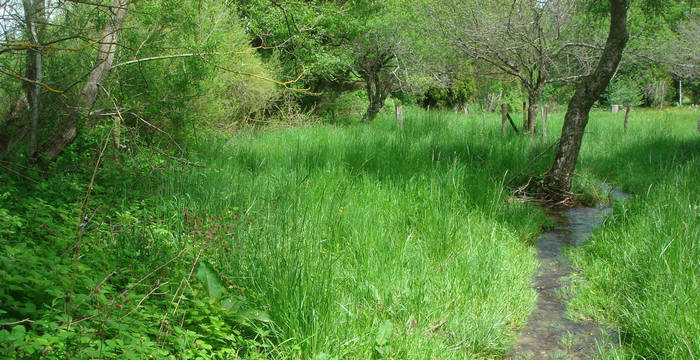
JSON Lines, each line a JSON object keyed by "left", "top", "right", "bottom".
{"left": 609, "top": 75, "right": 643, "bottom": 132}
{"left": 0, "top": 0, "right": 47, "bottom": 157}
{"left": 352, "top": 26, "right": 414, "bottom": 121}
{"left": 425, "top": 0, "right": 600, "bottom": 135}
{"left": 544, "top": 0, "right": 629, "bottom": 198}
{"left": 663, "top": 15, "right": 700, "bottom": 106}
{"left": 37, "top": 0, "right": 130, "bottom": 163}
{"left": 22, "top": 0, "right": 46, "bottom": 155}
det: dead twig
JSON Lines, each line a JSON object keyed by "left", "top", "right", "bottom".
{"left": 144, "top": 144, "right": 207, "bottom": 168}
{"left": 0, "top": 318, "right": 34, "bottom": 326}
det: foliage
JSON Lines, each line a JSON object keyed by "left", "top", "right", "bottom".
{"left": 608, "top": 75, "right": 644, "bottom": 106}
{"left": 3, "top": 108, "right": 551, "bottom": 358}
{"left": 422, "top": 70, "right": 476, "bottom": 110}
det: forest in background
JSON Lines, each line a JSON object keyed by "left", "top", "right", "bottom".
{"left": 1, "top": 0, "right": 699, "bottom": 359}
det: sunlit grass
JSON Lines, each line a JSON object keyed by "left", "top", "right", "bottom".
{"left": 156, "top": 105, "right": 700, "bottom": 358}
{"left": 157, "top": 107, "right": 550, "bottom": 358}
{"left": 571, "top": 107, "right": 700, "bottom": 359}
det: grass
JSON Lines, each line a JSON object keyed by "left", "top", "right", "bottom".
{"left": 157, "top": 108, "right": 550, "bottom": 358}
{"left": 2, "top": 105, "right": 698, "bottom": 358}
{"left": 567, "top": 107, "right": 700, "bottom": 359}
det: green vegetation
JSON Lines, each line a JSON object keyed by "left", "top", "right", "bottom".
{"left": 1, "top": 109, "right": 549, "bottom": 358}
{"left": 2, "top": 0, "right": 700, "bottom": 358}
{"left": 3, "top": 107, "right": 699, "bottom": 358}
{"left": 570, "top": 109, "right": 700, "bottom": 359}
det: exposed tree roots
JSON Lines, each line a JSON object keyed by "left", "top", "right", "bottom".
{"left": 512, "top": 175, "right": 579, "bottom": 208}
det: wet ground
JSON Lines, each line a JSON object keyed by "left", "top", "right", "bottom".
{"left": 508, "top": 187, "right": 629, "bottom": 359}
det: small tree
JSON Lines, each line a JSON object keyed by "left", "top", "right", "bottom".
{"left": 544, "top": 0, "right": 630, "bottom": 198}
{"left": 353, "top": 30, "right": 404, "bottom": 121}
{"left": 424, "top": 0, "right": 601, "bottom": 135}
{"left": 609, "top": 75, "right": 643, "bottom": 132}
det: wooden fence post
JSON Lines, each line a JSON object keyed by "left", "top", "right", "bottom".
{"left": 395, "top": 104, "right": 404, "bottom": 130}
{"left": 522, "top": 101, "right": 527, "bottom": 133}
{"left": 501, "top": 104, "right": 508, "bottom": 137}
{"left": 541, "top": 105, "right": 547, "bottom": 141}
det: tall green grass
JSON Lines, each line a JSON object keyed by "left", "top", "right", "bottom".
{"left": 158, "top": 106, "right": 700, "bottom": 358}
{"left": 569, "top": 108, "right": 700, "bottom": 359}
{"left": 156, "top": 108, "right": 550, "bottom": 358}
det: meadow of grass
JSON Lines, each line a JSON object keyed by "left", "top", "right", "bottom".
{"left": 567, "top": 108, "right": 700, "bottom": 359}
{"left": 158, "top": 108, "right": 552, "bottom": 358}
{"left": 2, "top": 105, "right": 698, "bottom": 359}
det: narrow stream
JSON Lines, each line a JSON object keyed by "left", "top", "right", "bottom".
{"left": 508, "top": 186, "right": 630, "bottom": 359}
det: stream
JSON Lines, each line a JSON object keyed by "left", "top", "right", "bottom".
{"left": 508, "top": 185, "right": 630, "bottom": 359}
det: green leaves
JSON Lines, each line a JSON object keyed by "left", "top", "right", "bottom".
{"left": 195, "top": 260, "right": 271, "bottom": 324}
{"left": 195, "top": 260, "right": 226, "bottom": 299}
{"left": 9, "top": 325, "right": 26, "bottom": 347}
{"left": 374, "top": 319, "right": 393, "bottom": 357}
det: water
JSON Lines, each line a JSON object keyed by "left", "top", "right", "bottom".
{"left": 508, "top": 186, "right": 630, "bottom": 359}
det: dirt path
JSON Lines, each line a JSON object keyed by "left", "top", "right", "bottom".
{"left": 508, "top": 188, "right": 629, "bottom": 359}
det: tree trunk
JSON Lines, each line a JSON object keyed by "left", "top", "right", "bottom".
{"left": 679, "top": 79, "right": 683, "bottom": 106}
{"left": 365, "top": 89, "right": 389, "bottom": 121}
{"left": 363, "top": 70, "right": 393, "bottom": 122}
{"left": 0, "top": 0, "right": 44, "bottom": 158}
{"left": 545, "top": 0, "right": 629, "bottom": 194}
{"left": 23, "top": 0, "right": 45, "bottom": 156}
{"left": 37, "top": 0, "right": 129, "bottom": 162}
{"left": 623, "top": 105, "right": 630, "bottom": 133}
{"left": 697, "top": 114, "right": 699, "bottom": 133}
{"left": 527, "top": 89, "right": 542, "bottom": 135}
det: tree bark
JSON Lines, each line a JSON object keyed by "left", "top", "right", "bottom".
{"left": 362, "top": 63, "right": 393, "bottom": 122}
{"left": 37, "top": 0, "right": 129, "bottom": 162}
{"left": 22, "top": 0, "right": 45, "bottom": 155}
{"left": 0, "top": 0, "right": 44, "bottom": 158}
{"left": 527, "top": 89, "right": 542, "bottom": 135}
{"left": 623, "top": 105, "right": 630, "bottom": 133}
{"left": 697, "top": 114, "right": 699, "bottom": 133}
{"left": 545, "top": 0, "right": 629, "bottom": 194}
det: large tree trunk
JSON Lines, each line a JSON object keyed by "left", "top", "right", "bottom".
{"left": 545, "top": 0, "right": 629, "bottom": 194}
{"left": 37, "top": 0, "right": 129, "bottom": 163}
{"left": 0, "top": 0, "right": 44, "bottom": 158}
